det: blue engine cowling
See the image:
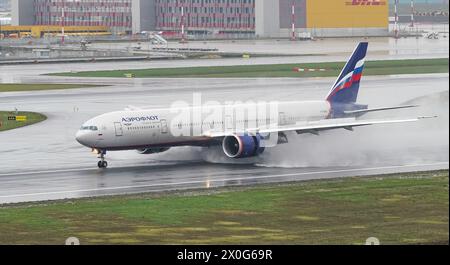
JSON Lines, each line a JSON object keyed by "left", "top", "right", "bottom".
{"left": 222, "top": 134, "right": 265, "bottom": 158}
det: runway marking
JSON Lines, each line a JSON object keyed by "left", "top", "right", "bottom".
{"left": 0, "top": 162, "right": 185, "bottom": 177}
{"left": 0, "top": 162, "right": 447, "bottom": 200}
{"left": 0, "top": 167, "right": 100, "bottom": 177}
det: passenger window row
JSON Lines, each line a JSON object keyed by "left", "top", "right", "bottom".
{"left": 127, "top": 125, "right": 160, "bottom": 131}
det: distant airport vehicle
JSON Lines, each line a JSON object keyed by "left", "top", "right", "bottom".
{"left": 297, "top": 32, "right": 313, "bottom": 40}
{"left": 80, "top": 40, "right": 91, "bottom": 51}
{"left": 76, "top": 42, "right": 431, "bottom": 168}
{"left": 425, "top": 32, "right": 440, "bottom": 39}
{"left": 140, "top": 31, "right": 168, "bottom": 44}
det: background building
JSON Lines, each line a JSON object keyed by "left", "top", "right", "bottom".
{"left": 12, "top": 0, "right": 136, "bottom": 33}
{"left": 256, "top": 0, "right": 389, "bottom": 38}
{"left": 155, "top": 0, "right": 256, "bottom": 37}
{"left": 0, "top": 0, "right": 11, "bottom": 26}
{"left": 9, "top": 0, "right": 449, "bottom": 38}
{"left": 152, "top": 0, "right": 389, "bottom": 38}
{"left": 0, "top": 0, "right": 11, "bottom": 12}
{"left": 390, "top": 0, "right": 449, "bottom": 23}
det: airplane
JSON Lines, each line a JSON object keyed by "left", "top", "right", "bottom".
{"left": 76, "top": 42, "right": 432, "bottom": 168}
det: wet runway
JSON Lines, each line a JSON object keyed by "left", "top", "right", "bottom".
{"left": 0, "top": 162, "right": 447, "bottom": 204}
{"left": 0, "top": 74, "right": 448, "bottom": 204}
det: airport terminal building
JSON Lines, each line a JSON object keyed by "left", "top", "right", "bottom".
{"left": 12, "top": 0, "right": 389, "bottom": 38}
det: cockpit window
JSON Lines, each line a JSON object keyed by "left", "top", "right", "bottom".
{"left": 80, "top": 126, "right": 98, "bottom": 131}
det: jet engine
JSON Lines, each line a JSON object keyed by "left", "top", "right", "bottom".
{"left": 137, "top": 147, "right": 170, "bottom": 154}
{"left": 222, "top": 134, "right": 265, "bottom": 158}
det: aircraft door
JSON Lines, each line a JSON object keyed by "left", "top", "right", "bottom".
{"left": 160, "top": 119, "right": 168, "bottom": 134}
{"left": 114, "top": 122, "right": 123, "bottom": 136}
{"left": 279, "top": 112, "right": 287, "bottom": 126}
{"left": 225, "top": 115, "right": 233, "bottom": 130}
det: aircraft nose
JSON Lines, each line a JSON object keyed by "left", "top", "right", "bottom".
{"left": 76, "top": 130, "right": 90, "bottom": 147}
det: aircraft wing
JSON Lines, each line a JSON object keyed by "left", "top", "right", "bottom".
{"left": 343, "top": 105, "right": 419, "bottom": 116}
{"left": 204, "top": 116, "right": 436, "bottom": 138}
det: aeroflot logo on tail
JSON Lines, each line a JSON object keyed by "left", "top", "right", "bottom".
{"left": 346, "top": 0, "right": 386, "bottom": 5}
{"left": 122, "top": 116, "right": 159, "bottom": 122}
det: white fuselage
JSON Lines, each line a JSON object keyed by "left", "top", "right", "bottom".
{"left": 75, "top": 101, "right": 331, "bottom": 150}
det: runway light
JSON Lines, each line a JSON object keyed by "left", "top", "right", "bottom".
{"left": 206, "top": 180, "right": 211, "bottom": 188}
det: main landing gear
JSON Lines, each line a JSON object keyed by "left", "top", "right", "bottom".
{"left": 97, "top": 150, "right": 108, "bottom": 168}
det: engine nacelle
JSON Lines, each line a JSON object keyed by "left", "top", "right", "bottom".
{"left": 137, "top": 147, "right": 170, "bottom": 154}
{"left": 222, "top": 134, "right": 265, "bottom": 158}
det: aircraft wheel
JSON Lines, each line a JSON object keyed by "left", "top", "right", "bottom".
{"left": 98, "top": 161, "right": 108, "bottom": 168}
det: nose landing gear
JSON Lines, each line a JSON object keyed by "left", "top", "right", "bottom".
{"left": 96, "top": 149, "right": 108, "bottom": 168}
{"left": 98, "top": 160, "right": 108, "bottom": 168}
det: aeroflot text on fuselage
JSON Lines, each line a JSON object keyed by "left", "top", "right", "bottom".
{"left": 121, "top": 116, "right": 159, "bottom": 122}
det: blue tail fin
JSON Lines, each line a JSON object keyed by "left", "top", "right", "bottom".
{"left": 326, "top": 42, "right": 368, "bottom": 105}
